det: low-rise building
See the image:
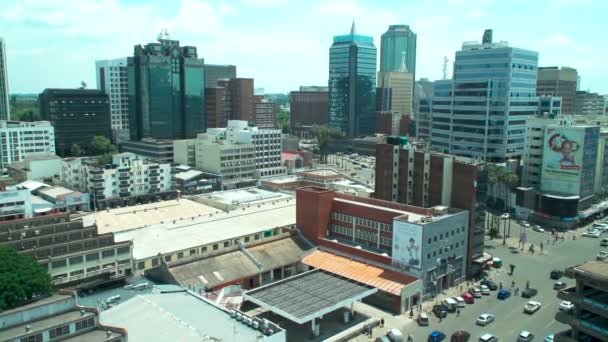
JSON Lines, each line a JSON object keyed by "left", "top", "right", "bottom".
{"left": 173, "top": 168, "right": 221, "bottom": 195}
{"left": 35, "top": 185, "right": 90, "bottom": 212}
{"left": 172, "top": 138, "right": 196, "bottom": 166}
{"left": 6, "top": 155, "right": 61, "bottom": 182}
{"left": 0, "top": 292, "right": 127, "bottom": 342}
{"left": 120, "top": 138, "right": 174, "bottom": 162}
{"left": 0, "top": 120, "right": 55, "bottom": 170}
{"left": 0, "top": 188, "right": 33, "bottom": 221}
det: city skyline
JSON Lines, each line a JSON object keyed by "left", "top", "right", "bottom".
{"left": 2, "top": 0, "right": 607, "bottom": 94}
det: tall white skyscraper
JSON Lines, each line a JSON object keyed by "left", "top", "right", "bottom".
{"left": 96, "top": 58, "right": 129, "bottom": 142}
{"left": 0, "top": 38, "right": 10, "bottom": 120}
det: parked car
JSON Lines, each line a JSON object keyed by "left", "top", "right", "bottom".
{"left": 559, "top": 301, "right": 575, "bottom": 311}
{"left": 480, "top": 285, "right": 490, "bottom": 295}
{"left": 462, "top": 292, "right": 475, "bottom": 304}
{"left": 491, "top": 257, "right": 503, "bottom": 268}
{"left": 453, "top": 296, "right": 466, "bottom": 308}
{"left": 550, "top": 270, "right": 563, "bottom": 280}
{"left": 497, "top": 288, "right": 511, "bottom": 300}
{"left": 476, "top": 313, "right": 495, "bottom": 326}
{"left": 518, "top": 331, "right": 535, "bottom": 342}
{"left": 544, "top": 334, "right": 554, "bottom": 342}
{"left": 601, "top": 238, "right": 608, "bottom": 247}
{"left": 524, "top": 300, "right": 542, "bottom": 314}
{"left": 376, "top": 329, "right": 404, "bottom": 342}
{"left": 480, "top": 280, "right": 498, "bottom": 291}
{"left": 533, "top": 225, "right": 545, "bottom": 232}
{"left": 597, "top": 251, "right": 608, "bottom": 260}
{"left": 442, "top": 298, "right": 458, "bottom": 313}
{"left": 522, "top": 288, "right": 538, "bottom": 298}
{"left": 428, "top": 331, "right": 446, "bottom": 342}
{"left": 433, "top": 304, "right": 448, "bottom": 318}
{"left": 450, "top": 331, "right": 470, "bottom": 342}
{"left": 478, "top": 334, "right": 497, "bottom": 342}
{"left": 469, "top": 288, "right": 482, "bottom": 298}
{"left": 417, "top": 312, "right": 430, "bottom": 326}
{"left": 583, "top": 230, "right": 601, "bottom": 238}
{"left": 553, "top": 281, "right": 567, "bottom": 290}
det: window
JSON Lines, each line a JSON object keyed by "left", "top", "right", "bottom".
{"left": 69, "top": 256, "right": 83, "bottom": 265}
{"left": 164, "top": 255, "right": 172, "bottom": 262}
{"left": 70, "top": 269, "right": 84, "bottom": 276}
{"left": 51, "top": 259, "right": 67, "bottom": 268}
{"left": 152, "top": 258, "right": 159, "bottom": 267}
{"left": 213, "top": 244, "right": 219, "bottom": 250}
{"left": 75, "top": 317, "right": 95, "bottom": 331}
{"left": 177, "top": 252, "right": 184, "bottom": 259}
{"left": 189, "top": 249, "right": 196, "bottom": 256}
{"left": 224, "top": 241, "right": 230, "bottom": 248}
{"left": 137, "top": 261, "right": 145, "bottom": 269}
{"left": 428, "top": 238, "right": 431, "bottom": 244}
{"left": 440, "top": 234, "right": 443, "bottom": 239}
{"left": 201, "top": 246, "right": 208, "bottom": 253}
{"left": 86, "top": 266, "right": 100, "bottom": 273}
{"left": 86, "top": 253, "right": 99, "bottom": 261}
{"left": 244, "top": 236, "right": 250, "bottom": 242}
{"left": 434, "top": 236, "right": 437, "bottom": 242}
{"left": 427, "top": 253, "right": 431, "bottom": 259}
{"left": 49, "top": 325, "right": 70, "bottom": 339}
{"left": 254, "top": 234, "right": 260, "bottom": 240}
{"left": 117, "top": 246, "right": 130, "bottom": 254}
{"left": 20, "top": 333, "right": 43, "bottom": 342}
{"left": 102, "top": 249, "right": 115, "bottom": 258}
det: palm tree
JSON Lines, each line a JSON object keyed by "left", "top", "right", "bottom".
{"left": 312, "top": 124, "right": 343, "bottom": 164}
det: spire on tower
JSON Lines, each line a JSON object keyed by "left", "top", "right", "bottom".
{"left": 350, "top": 20, "right": 356, "bottom": 35}
{"left": 400, "top": 51, "right": 408, "bottom": 72}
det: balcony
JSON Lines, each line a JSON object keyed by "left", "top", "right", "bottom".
{"left": 150, "top": 180, "right": 160, "bottom": 185}
{"left": 119, "top": 175, "right": 130, "bottom": 180}
{"left": 89, "top": 177, "right": 103, "bottom": 183}
{"left": 119, "top": 191, "right": 131, "bottom": 197}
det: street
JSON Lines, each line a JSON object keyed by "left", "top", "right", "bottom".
{"left": 323, "top": 153, "right": 375, "bottom": 186}
{"left": 353, "top": 224, "right": 606, "bottom": 342}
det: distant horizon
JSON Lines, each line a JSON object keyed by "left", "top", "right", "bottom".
{"left": 2, "top": 0, "right": 607, "bottom": 94}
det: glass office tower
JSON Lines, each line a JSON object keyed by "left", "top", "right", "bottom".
{"left": 128, "top": 32, "right": 205, "bottom": 140}
{"left": 328, "top": 23, "right": 377, "bottom": 137}
{"left": 380, "top": 25, "right": 416, "bottom": 78}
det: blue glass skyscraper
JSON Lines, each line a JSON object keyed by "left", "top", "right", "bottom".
{"left": 380, "top": 25, "right": 416, "bottom": 79}
{"left": 328, "top": 22, "right": 377, "bottom": 137}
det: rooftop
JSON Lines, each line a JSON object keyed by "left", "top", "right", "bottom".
{"left": 298, "top": 169, "right": 342, "bottom": 178}
{"left": 245, "top": 269, "right": 377, "bottom": 325}
{"left": 174, "top": 169, "right": 203, "bottom": 181}
{"left": 37, "top": 186, "right": 82, "bottom": 199}
{"left": 193, "top": 187, "right": 293, "bottom": 208}
{"left": 14, "top": 180, "right": 49, "bottom": 191}
{"left": 334, "top": 197, "right": 423, "bottom": 219}
{"left": 1, "top": 310, "right": 94, "bottom": 341}
{"left": 101, "top": 289, "right": 282, "bottom": 341}
{"left": 0, "top": 294, "right": 72, "bottom": 317}
{"left": 570, "top": 261, "right": 608, "bottom": 281}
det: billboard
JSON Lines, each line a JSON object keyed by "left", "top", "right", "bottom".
{"left": 392, "top": 219, "right": 423, "bottom": 276}
{"left": 540, "top": 127, "right": 584, "bottom": 195}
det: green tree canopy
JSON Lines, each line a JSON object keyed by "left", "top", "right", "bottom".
{"left": 70, "top": 144, "right": 82, "bottom": 157}
{"left": 312, "top": 124, "right": 343, "bottom": 163}
{"left": 276, "top": 108, "right": 290, "bottom": 133}
{"left": 0, "top": 246, "right": 53, "bottom": 310}
{"left": 89, "top": 136, "right": 116, "bottom": 156}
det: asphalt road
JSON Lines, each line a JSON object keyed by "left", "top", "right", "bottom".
{"left": 356, "top": 225, "right": 605, "bottom": 342}
{"left": 324, "top": 154, "right": 375, "bottom": 186}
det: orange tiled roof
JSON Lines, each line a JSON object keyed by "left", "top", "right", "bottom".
{"left": 302, "top": 250, "right": 416, "bottom": 296}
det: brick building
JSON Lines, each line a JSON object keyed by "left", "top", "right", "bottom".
{"left": 289, "top": 86, "right": 329, "bottom": 139}
{"left": 375, "top": 111, "right": 412, "bottom": 136}
{"left": 374, "top": 138, "right": 488, "bottom": 278}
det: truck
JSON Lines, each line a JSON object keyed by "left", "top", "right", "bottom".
{"left": 442, "top": 297, "right": 458, "bottom": 312}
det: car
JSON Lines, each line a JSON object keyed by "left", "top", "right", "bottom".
{"left": 559, "top": 301, "right": 575, "bottom": 311}
{"left": 469, "top": 287, "right": 482, "bottom": 298}
{"left": 593, "top": 222, "right": 608, "bottom": 230}
{"left": 462, "top": 292, "right": 475, "bottom": 304}
{"left": 550, "top": 270, "right": 563, "bottom": 280}
{"left": 497, "top": 288, "right": 511, "bottom": 300}
{"left": 583, "top": 230, "right": 601, "bottom": 238}
{"left": 491, "top": 257, "right": 503, "bottom": 268}
{"left": 478, "top": 334, "right": 497, "bottom": 342}
{"left": 433, "top": 304, "right": 448, "bottom": 318}
{"left": 601, "top": 238, "right": 608, "bottom": 247}
{"left": 522, "top": 288, "right": 538, "bottom": 298}
{"left": 450, "top": 331, "right": 470, "bottom": 342}
{"left": 428, "top": 331, "right": 446, "bottom": 342}
{"left": 523, "top": 223, "right": 531, "bottom": 228}
{"left": 480, "top": 279, "right": 498, "bottom": 291}
{"left": 518, "top": 331, "right": 535, "bottom": 342}
{"left": 476, "top": 313, "right": 495, "bottom": 326}
{"left": 524, "top": 300, "right": 542, "bottom": 314}
{"left": 350, "top": 172, "right": 357, "bottom": 177}
{"left": 417, "top": 311, "right": 430, "bottom": 326}
{"left": 544, "top": 334, "right": 554, "bottom": 342}
{"left": 480, "top": 285, "right": 490, "bottom": 295}
{"left": 533, "top": 225, "right": 544, "bottom": 232}
{"left": 597, "top": 251, "right": 608, "bottom": 260}
{"left": 377, "top": 329, "right": 404, "bottom": 342}
{"left": 553, "top": 281, "right": 567, "bottom": 290}
{"left": 453, "top": 296, "right": 466, "bottom": 308}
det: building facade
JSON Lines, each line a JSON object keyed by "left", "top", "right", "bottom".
{"left": 96, "top": 58, "right": 130, "bottom": 142}
{"left": 127, "top": 32, "right": 205, "bottom": 140}
{"left": 0, "top": 120, "right": 56, "bottom": 170}
{"left": 0, "top": 38, "right": 9, "bottom": 120}
{"left": 328, "top": 23, "right": 377, "bottom": 137}
{"left": 428, "top": 33, "right": 538, "bottom": 162}
{"left": 289, "top": 86, "right": 329, "bottom": 139}
{"left": 173, "top": 138, "right": 196, "bottom": 166}
{"left": 205, "top": 85, "right": 229, "bottom": 128}
{"left": 229, "top": 78, "right": 255, "bottom": 123}
{"left": 538, "top": 95, "right": 563, "bottom": 118}
{"left": 39, "top": 89, "right": 112, "bottom": 156}
{"left": 0, "top": 188, "right": 33, "bottom": 222}
{"left": 120, "top": 138, "right": 174, "bottom": 162}
{"left": 573, "top": 90, "right": 605, "bottom": 116}
{"left": 204, "top": 64, "right": 236, "bottom": 88}
{"left": 380, "top": 25, "right": 417, "bottom": 79}
{"left": 537, "top": 66, "right": 578, "bottom": 114}
{"left": 254, "top": 95, "right": 277, "bottom": 129}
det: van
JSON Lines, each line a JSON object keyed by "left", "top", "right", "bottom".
{"left": 453, "top": 296, "right": 466, "bottom": 308}
{"left": 442, "top": 297, "right": 457, "bottom": 312}
{"left": 417, "top": 312, "right": 429, "bottom": 326}
{"left": 479, "top": 333, "right": 498, "bottom": 342}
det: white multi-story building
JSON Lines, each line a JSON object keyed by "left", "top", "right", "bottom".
{"left": 96, "top": 58, "right": 129, "bottom": 142}
{"left": 0, "top": 188, "right": 33, "bottom": 222}
{"left": 196, "top": 133, "right": 256, "bottom": 189}
{"left": 61, "top": 152, "right": 173, "bottom": 201}
{"left": 0, "top": 120, "right": 56, "bottom": 170}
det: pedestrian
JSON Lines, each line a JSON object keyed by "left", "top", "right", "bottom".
{"left": 363, "top": 324, "right": 369, "bottom": 336}
{"left": 499, "top": 281, "right": 503, "bottom": 289}
{"left": 408, "top": 334, "right": 414, "bottom": 342}
{"left": 540, "top": 242, "right": 544, "bottom": 252}
{"left": 526, "top": 280, "right": 530, "bottom": 289}
{"left": 511, "top": 280, "right": 515, "bottom": 288}
{"left": 380, "top": 318, "right": 384, "bottom": 327}
{"left": 439, "top": 315, "right": 442, "bottom": 323}
{"left": 456, "top": 309, "right": 460, "bottom": 317}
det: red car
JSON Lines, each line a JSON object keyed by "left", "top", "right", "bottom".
{"left": 462, "top": 292, "right": 475, "bottom": 304}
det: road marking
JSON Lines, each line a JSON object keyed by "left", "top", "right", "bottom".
{"left": 543, "top": 319, "right": 556, "bottom": 330}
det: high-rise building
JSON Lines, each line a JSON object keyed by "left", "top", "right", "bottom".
{"left": 380, "top": 25, "right": 417, "bottom": 79}
{"left": 254, "top": 95, "right": 277, "bottom": 129}
{"left": 374, "top": 138, "right": 488, "bottom": 278}
{"left": 0, "top": 38, "right": 9, "bottom": 120}
{"left": 205, "top": 85, "right": 229, "bottom": 128}
{"left": 429, "top": 31, "right": 538, "bottom": 162}
{"left": 537, "top": 66, "right": 578, "bottom": 114}
{"left": 289, "top": 86, "right": 329, "bottom": 138}
{"left": 0, "top": 121, "right": 55, "bottom": 170}
{"left": 127, "top": 31, "right": 205, "bottom": 140}
{"left": 228, "top": 78, "right": 255, "bottom": 123}
{"left": 96, "top": 58, "right": 130, "bottom": 142}
{"left": 39, "top": 89, "right": 111, "bottom": 156}
{"left": 328, "top": 22, "right": 377, "bottom": 137}
{"left": 573, "top": 90, "right": 605, "bottom": 116}
{"left": 376, "top": 55, "right": 414, "bottom": 135}
{"left": 204, "top": 64, "right": 236, "bottom": 88}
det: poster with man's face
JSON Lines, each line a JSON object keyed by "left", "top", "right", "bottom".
{"left": 392, "top": 219, "right": 423, "bottom": 272}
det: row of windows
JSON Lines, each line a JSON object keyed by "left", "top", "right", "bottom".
{"left": 331, "top": 212, "right": 391, "bottom": 232}
{"left": 75, "top": 317, "right": 95, "bottom": 331}
{"left": 427, "top": 227, "right": 465, "bottom": 245}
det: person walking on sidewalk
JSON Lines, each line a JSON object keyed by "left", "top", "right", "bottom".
{"left": 380, "top": 318, "right": 384, "bottom": 327}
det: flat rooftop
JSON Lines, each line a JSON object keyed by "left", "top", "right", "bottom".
{"left": 82, "top": 198, "right": 220, "bottom": 234}
{"left": 101, "top": 289, "right": 282, "bottom": 341}
{"left": 334, "top": 197, "right": 423, "bottom": 219}
{"left": 1, "top": 310, "right": 95, "bottom": 341}
{"left": 299, "top": 169, "right": 342, "bottom": 178}
{"left": 113, "top": 201, "right": 296, "bottom": 260}
{"left": 244, "top": 269, "right": 377, "bottom": 325}
{"left": 571, "top": 261, "right": 608, "bottom": 281}
{"left": 193, "top": 187, "right": 293, "bottom": 207}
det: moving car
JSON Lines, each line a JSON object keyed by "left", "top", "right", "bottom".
{"left": 433, "top": 304, "right": 448, "bottom": 318}
{"left": 478, "top": 334, "right": 497, "bottom": 342}
{"left": 462, "top": 292, "right": 475, "bottom": 304}
{"left": 522, "top": 288, "right": 538, "bottom": 298}
{"left": 469, "top": 288, "right": 482, "bottom": 298}
{"left": 559, "top": 301, "right": 575, "bottom": 311}
{"left": 544, "top": 334, "right": 554, "bottom": 342}
{"left": 376, "top": 329, "right": 404, "bottom": 342}
{"left": 524, "top": 301, "right": 542, "bottom": 314}
{"left": 476, "top": 313, "right": 495, "bottom": 326}
{"left": 417, "top": 311, "right": 429, "bottom": 326}
{"left": 553, "top": 281, "right": 567, "bottom": 290}
{"left": 480, "top": 279, "right": 498, "bottom": 291}
{"left": 480, "top": 285, "right": 490, "bottom": 295}
{"left": 518, "top": 331, "right": 534, "bottom": 342}
{"left": 597, "top": 251, "right": 608, "bottom": 260}
{"left": 601, "top": 238, "right": 608, "bottom": 247}
{"left": 533, "top": 225, "right": 544, "bottom": 232}
{"left": 428, "top": 331, "right": 446, "bottom": 342}
{"left": 491, "top": 257, "right": 503, "bottom": 268}
{"left": 550, "top": 270, "right": 563, "bottom": 280}
{"left": 497, "top": 288, "right": 511, "bottom": 300}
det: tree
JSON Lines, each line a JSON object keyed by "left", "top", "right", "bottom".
{"left": 97, "top": 153, "right": 114, "bottom": 165}
{"left": 486, "top": 163, "right": 519, "bottom": 213}
{"left": 311, "top": 124, "right": 343, "bottom": 164}
{"left": 89, "top": 136, "right": 116, "bottom": 156}
{"left": 276, "top": 108, "right": 290, "bottom": 133}
{"left": 488, "top": 226, "right": 500, "bottom": 239}
{"left": 70, "top": 144, "right": 82, "bottom": 157}
{"left": 0, "top": 246, "right": 53, "bottom": 310}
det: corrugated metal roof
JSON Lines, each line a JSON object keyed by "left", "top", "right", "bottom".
{"left": 302, "top": 250, "right": 416, "bottom": 296}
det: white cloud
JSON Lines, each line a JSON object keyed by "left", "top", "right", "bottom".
{"left": 242, "top": 0, "right": 288, "bottom": 6}
{"left": 542, "top": 34, "right": 575, "bottom": 47}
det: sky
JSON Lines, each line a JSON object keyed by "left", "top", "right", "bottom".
{"left": 2, "top": 0, "right": 607, "bottom": 95}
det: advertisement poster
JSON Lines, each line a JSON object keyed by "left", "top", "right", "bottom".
{"left": 392, "top": 219, "right": 423, "bottom": 276}
{"left": 540, "top": 127, "right": 584, "bottom": 195}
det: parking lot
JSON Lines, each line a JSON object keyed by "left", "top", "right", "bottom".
{"left": 325, "top": 153, "right": 375, "bottom": 186}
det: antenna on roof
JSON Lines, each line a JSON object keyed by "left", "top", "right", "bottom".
{"left": 442, "top": 56, "right": 449, "bottom": 80}
{"left": 157, "top": 28, "right": 170, "bottom": 41}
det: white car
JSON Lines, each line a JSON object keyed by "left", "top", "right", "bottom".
{"left": 583, "top": 230, "right": 601, "bottom": 238}
{"left": 479, "top": 334, "right": 498, "bottom": 342}
{"left": 559, "top": 301, "right": 575, "bottom": 311}
{"left": 518, "top": 331, "right": 534, "bottom": 342}
{"left": 597, "top": 251, "right": 608, "bottom": 260}
{"left": 480, "top": 284, "right": 490, "bottom": 295}
{"left": 476, "top": 313, "right": 495, "bottom": 326}
{"left": 524, "top": 301, "right": 542, "bottom": 314}
{"left": 533, "top": 225, "right": 545, "bottom": 232}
